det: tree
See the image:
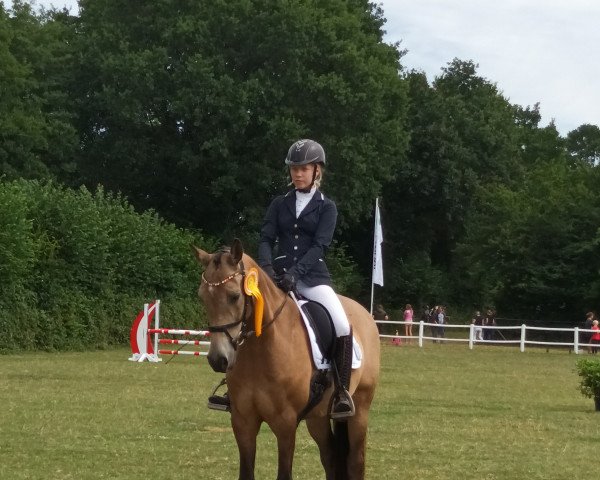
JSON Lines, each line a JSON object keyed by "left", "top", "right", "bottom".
{"left": 378, "top": 60, "right": 527, "bottom": 306}
{"left": 0, "top": 1, "right": 77, "bottom": 180}
{"left": 455, "top": 160, "right": 600, "bottom": 320}
{"left": 513, "top": 103, "right": 565, "bottom": 166}
{"left": 72, "top": 0, "right": 409, "bottom": 242}
{"left": 0, "top": 2, "right": 48, "bottom": 179}
{"left": 566, "top": 124, "right": 600, "bottom": 166}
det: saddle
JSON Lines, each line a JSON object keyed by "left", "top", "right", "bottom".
{"left": 294, "top": 300, "right": 334, "bottom": 422}
{"left": 299, "top": 300, "right": 336, "bottom": 362}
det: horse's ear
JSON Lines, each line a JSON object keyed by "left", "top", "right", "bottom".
{"left": 230, "top": 238, "right": 244, "bottom": 265}
{"left": 191, "top": 244, "right": 211, "bottom": 267}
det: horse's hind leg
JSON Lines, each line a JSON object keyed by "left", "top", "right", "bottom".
{"left": 232, "top": 414, "right": 261, "bottom": 480}
{"left": 306, "top": 417, "right": 335, "bottom": 479}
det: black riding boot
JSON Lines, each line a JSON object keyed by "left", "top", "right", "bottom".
{"left": 207, "top": 378, "right": 230, "bottom": 412}
{"left": 331, "top": 332, "right": 355, "bottom": 419}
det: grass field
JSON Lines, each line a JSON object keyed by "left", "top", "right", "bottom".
{"left": 1, "top": 343, "right": 598, "bottom": 479}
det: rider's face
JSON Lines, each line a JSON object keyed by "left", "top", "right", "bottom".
{"left": 290, "top": 164, "right": 318, "bottom": 190}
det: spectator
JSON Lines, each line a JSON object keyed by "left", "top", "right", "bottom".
{"left": 403, "top": 304, "right": 414, "bottom": 342}
{"left": 471, "top": 310, "right": 484, "bottom": 341}
{"left": 421, "top": 305, "right": 431, "bottom": 338}
{"left": 421, "top": 305, "right": 430, "bottom": 323}
{"left": 583, "top": 312, "right": 594, "bottom": 353}
{"left": 437, "top": 306, "right": 446, "bottom": 342}
{"left": 591, "top": 319, "right": 600, "bottom": 354}
{"left": 429, "top": 306, "right": 440, "bottom": 341}
{"left": 484, "top": 309, "right": 496, "bottom": 341}
{"left": 372, "top": 304, "right": 389, "bottom": 334}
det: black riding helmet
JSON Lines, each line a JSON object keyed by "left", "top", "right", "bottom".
{"left": 284, "top": 139, "right": 326, "bottom": 166}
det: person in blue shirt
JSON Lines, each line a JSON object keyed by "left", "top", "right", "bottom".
{"left": 208, "top": 139, "right": 354, "bottom": 418}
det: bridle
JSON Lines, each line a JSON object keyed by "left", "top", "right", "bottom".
{"left": 201, "top": 260, "right": 288, "bottom": 350}
{"left": 202, "top": 260, "right": 250, "bottom": 350}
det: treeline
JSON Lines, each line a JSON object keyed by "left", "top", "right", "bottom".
{"left": 1, "top": 0, "right": 600, "bottom": 345}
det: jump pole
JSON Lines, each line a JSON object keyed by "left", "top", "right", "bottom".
{"left": 152, "top": 330, "right": 210, "bottom": 357}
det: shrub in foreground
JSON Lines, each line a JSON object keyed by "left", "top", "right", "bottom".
{"left": 576, "top": 358, "right": 600, "bottom": 411}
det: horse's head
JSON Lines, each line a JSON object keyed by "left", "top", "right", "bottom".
{"left": 192, "top": 239, "right": 248, "bottom": 373}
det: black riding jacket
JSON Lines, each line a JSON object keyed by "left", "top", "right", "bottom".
{"left": 258, "top": 189, "right": 336, "bottom": 287}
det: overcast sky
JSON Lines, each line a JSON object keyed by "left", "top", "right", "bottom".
{"left": 380, "top": 0, "right": 600, "bottom": 135}
{"left": 8, "top": 0, "right": 599, "bottom": 135}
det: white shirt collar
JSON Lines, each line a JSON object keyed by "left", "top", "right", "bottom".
{"left": 295, "top": 187, "right": 316, "bottom": 218}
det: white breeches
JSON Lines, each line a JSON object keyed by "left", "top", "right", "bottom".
{"left": 296, "top": 282, "right": 350, "bottom": 337}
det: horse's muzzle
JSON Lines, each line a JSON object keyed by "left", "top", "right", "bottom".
{"left": 208, "top": 352, "right": 229, "bottom": 373}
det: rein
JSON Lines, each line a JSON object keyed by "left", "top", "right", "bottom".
{"left": 202, "top": 261, "right": 288, "bottom": 349}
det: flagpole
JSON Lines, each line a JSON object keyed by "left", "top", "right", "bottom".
{"left": 370, "top": 280, "right": 375, "bottom": 316}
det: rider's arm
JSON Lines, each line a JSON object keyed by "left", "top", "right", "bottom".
{"left": 257, "top": 196, "right": 284, "bottom": 272}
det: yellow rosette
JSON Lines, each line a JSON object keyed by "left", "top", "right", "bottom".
{"left": 244, "top": 268, "right": 264, "bottom": 336}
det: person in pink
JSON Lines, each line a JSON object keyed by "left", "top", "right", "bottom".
{"left": 591, "top": 319, "right": 600, "bottom": 354}
{"left": 404, "top": 304, "right": 414, "bottom": 342}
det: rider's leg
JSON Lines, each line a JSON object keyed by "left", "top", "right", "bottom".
{"left": 296, "top": 282, "right": 354, "bottom": 418}
{"left": 296, "top": 283, "right": 350, "bottom": 335}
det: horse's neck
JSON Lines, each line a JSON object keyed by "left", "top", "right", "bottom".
{"left": 242, "top": 259, "right": 305, "bottom": 350}
{"left": 263, "top": 282, "right": 298, "bottom": 331}
{"left": 250, "top": 279, "right": 304, "bottom": 353}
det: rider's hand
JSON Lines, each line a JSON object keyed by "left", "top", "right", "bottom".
{"left": 276, "top": 271, "right": 296, "bottom": 292}
{"left": 262, "top": 265, "right": 276, "bottom": 281}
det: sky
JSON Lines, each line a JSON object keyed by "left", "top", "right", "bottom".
{"left": 8, "top": 0, "right": 599, "bottom": 135}
{"left": 379, "top": 0, "right": 600, "bottom": 135}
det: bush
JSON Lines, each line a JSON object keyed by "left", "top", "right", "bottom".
{"left": 576, "top": 358, "right": 600, "bottom": 399}
{"left": 0, "top": 179, "right": 214, "bottom": 352}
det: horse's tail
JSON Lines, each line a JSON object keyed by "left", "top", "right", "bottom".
{"left": 333, "top": 419, "right": 349, "bottom": 479}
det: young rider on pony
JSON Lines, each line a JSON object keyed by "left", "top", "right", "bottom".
{"left": 208, "top": 139, "right": 354, "bottom": 418}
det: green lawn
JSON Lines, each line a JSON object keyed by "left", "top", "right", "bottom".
{"left": 1, "top": 343, "right": 598, "bottom": 479}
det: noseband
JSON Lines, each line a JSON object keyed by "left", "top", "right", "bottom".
{"left": 202, "top": 261, "right": 250, "bottom": 350}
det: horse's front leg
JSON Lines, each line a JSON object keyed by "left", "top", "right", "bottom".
{"left": 231, "top": 412, "right": 261, "bottom": 480}
{"left": 270, "top": 412, "right": 299, "bottom": 480}
{"left": 305, "top": 417, "right": 335, "bottom": 479}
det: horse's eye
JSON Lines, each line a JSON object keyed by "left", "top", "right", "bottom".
{"left": 228, "top": 292, "right": 241, "bottom": 304}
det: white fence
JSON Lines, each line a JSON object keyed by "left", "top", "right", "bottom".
{"left": 376, "top": 320, "right": 597, "bottom": 354}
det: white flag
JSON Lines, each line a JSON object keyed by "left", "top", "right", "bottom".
{"left": 372, "top": 198, "right": 384, "bottom": 286}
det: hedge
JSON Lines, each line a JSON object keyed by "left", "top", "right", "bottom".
{"left": 0, "top": 179, "right": 214, "bottom": 352}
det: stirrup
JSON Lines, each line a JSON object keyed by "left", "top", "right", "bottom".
{"left": 207, "top": 378, "right": 230, "bottom": 412}
{"left": 330, "top": 388, "right": 355, "bottom": 419}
